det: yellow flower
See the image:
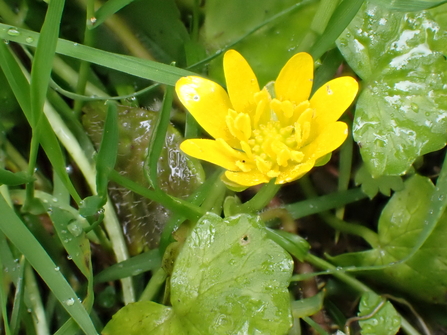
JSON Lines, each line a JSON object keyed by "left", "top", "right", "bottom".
{"left": 176, "top": 50, "right": 358, "bottom": 188}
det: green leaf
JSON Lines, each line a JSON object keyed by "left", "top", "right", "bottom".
{"left": 94, "top": 249, "right": 161, "bottom": 283}
{"left": 332, "top": 175, "right": 447, "bottom": 303}
{"left": 371, "top": 0, "right": 447, "bottom": 11}
{"left": 354, "top": 165, "right": 404, "bottom": 199}
{"left": 118, "top": 0, "right": 191, "bottom": 66}
{"left": 92, "top": 0, "right": 135, "bottom": 28}
{"left": 0, "top": 23, "right": 195, "bottom": 86}
{"left": 202, "top": 0, "right": 318, "bottom": 87}
{"left": 0, "top": 194, "right": 97, "bottom": 335}
{"left": 103, "top": 213, "right": 293, "bottom": 334}
{"left": 0, "top": 170, "right": 34, "bottom": 186}
{"left": 291, "top": 291, "right": 324, "bottom": 318}
{"left": 337, "top": 2, "right": 447, "bottom": 177}
{"left": 358, "top": 292, "right": 400, "bottom": 335}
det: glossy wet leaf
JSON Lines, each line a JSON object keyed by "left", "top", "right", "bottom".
{"left": 332, "top": 175, "right": 447, "bottom": 303}
{"left": 354, "top": 165, "right": 404, "bottom": 199}
{"left": 358, "top": 292, "right": 400, "bottom": 335}
{"left": 83, "top": 102, "right": 204, "bottom": 253}
{"left": 102, "top": 213, "right": 293, "bottom": 334}
{"left": 337, "top": 2, "right": 447, "bottom": 177}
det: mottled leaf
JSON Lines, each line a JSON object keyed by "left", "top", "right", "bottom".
{"left": 333, "top": 175, "right": 447, "bottom": 303}
{"left": 102, "top": 213, "right": 293, "bottom": 334}
{"left": 358, "top": 292, "right": 400, "bottom": 335}
{"left": 337, "top": 2, "right": 447, "bottom": 177}
{"left": 83, "top": 102, "right": 204, "bottom": 253}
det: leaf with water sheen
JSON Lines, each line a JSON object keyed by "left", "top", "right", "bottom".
{"left": 358, "top": 292, "right": 400, "bottom": 335}
{"left": 332, "top": 175, "right": 447, "bottom": 303}
{"left": 337, "top": 2, "right": 447, "bottom": 177}
{"left": 102, "top": 213, "right": 293, "bottom": 334}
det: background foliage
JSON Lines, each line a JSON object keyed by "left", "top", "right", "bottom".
{"left": 1, "top": 0, "right": 447, "bottom": 334}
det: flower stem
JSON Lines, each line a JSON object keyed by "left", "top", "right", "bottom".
{"left": 238, "top": 179, "right": 281, "bottom": 214}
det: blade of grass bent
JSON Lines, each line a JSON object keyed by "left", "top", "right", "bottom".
{"left": 0, "top": 23, "right": 194, "bottom": 85}
{"left": 0, "top": 194, "right": 97, "bottom": 335}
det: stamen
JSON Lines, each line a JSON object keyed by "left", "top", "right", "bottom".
{"left": 281, "top": 100, "right": 294, "bottom": 119}
{"left": 255, "top": 157, "right": 272, "bottom": 174}
{"left": 234, "top": 113, "right": 252, "bottom": 140}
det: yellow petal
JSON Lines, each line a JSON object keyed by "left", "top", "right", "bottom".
{"left": 301, "top": 121, "right": 348, "bottom": 160}
{"left": 225, "top": 170, "right": 270, "bottom": 187}
{"left": 276, "top": 160, "right": 315, "bottom": 184}
{"left": 180, "top": 139, "right": 245, "bottom": 171}
{"left": 176, "top": 76, "right": 238, "bottom": 147}
{"left": 224, "top": 50, "right": 260, "bottom": 114}
{"left": 275, "top": 52, "right": 313, "bottom": 103}
{"left": 310, "top": 76, "right": 358, "bottom": 130}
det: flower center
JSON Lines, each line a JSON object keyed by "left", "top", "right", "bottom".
{"left": 225, "top": 92, "right": 315, "bottom": 178}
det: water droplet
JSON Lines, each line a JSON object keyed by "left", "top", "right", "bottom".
{"left": 326, "top": 85, "right": 333, "bottom": 95}
{"left": 54, "top": 266, "right": 60, "bottom": 271}
{"left": 67, "top": 255, "right": 72, "bottom": 260}
{"left": 90, "top": 17, "right": 97, "bottom": 24}
{"left": 25, "top": 37, "right": 34, "bottom": 43}
{"left": 65, "top": 298, "right": 75, "bottom": 306}
{"left": 4, "top": 40, "right": 10, "bottom": 44}
{"left": 52, "top": 197, "right": 58, "bottom": 203}
{"left": 7, "top": 28, "right": 20, "bottom": 36}
{"left": 73, "top": 43, "right": 78, "bottom": 46}
{"left": 193, "top": 95, "right": 200, "bottom": 101}
{"left": 65, "top": 165, "right": 73, "bottom": 173}
{"left": 438, "top": 194, "right": 445, "bottom": 201}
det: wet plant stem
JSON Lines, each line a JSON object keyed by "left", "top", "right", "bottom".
{"left": 238, "top": 179, "right": 281, "bottom": 214}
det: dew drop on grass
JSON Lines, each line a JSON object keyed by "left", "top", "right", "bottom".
{"left": 54, "top": 266, "right": 60, "bottom": 271}
{"left": 25, "top": 37, "right": 33, "bottom": 43}
{"left": 67, "top": 221, "right": 83, "bottom": 237}
{"left": 65, "top": 298, "right": 75, "bottom": 306}
{"left": 7, "top": 28, "right": 20, "bottom": 36}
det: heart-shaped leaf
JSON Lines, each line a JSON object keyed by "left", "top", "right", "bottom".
{"left": 337, "top": 2, "right": 447, "bottom": 177}
{"left": 332, "top": 175, "right": 447, "bottom": 303}
{"left": 102, "top": 213, "right": 293, "bottom": 334}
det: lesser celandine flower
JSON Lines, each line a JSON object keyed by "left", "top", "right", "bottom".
{"left": 176, "top": 50, "right": 358, "bottom": 188}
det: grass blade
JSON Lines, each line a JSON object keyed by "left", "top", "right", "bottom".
{"left": 0, "top": 194, "right": 97, "bottom": 335}
{"left": 309, "top": 0, "right": 365, "bottom": 60}
{"left": 92, "top": 0, "right": 135, "bottom": 28}
{"left": 146, "top": 85, "right": 174, "bottom": 189}
{"left": 0, "top": 23, "right": 195, "bottom": 85}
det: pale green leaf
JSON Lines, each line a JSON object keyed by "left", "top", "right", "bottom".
{"left": 358, "top": 292, "right": 400, "bottom": 335}
{"left": 103, "top": 213, "right": 293, "bottom": 334}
